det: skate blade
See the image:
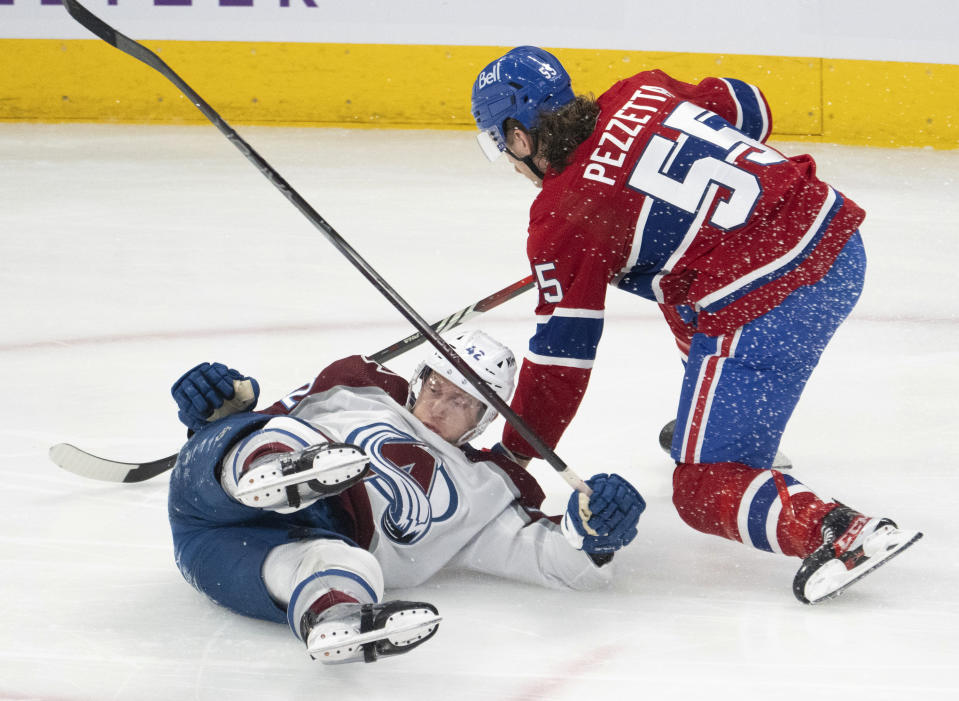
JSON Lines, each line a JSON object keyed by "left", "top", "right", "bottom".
{"left": 308, "top": 609, "right": 442, "bottom": 663}
{"left": 805, "top": 529, "right": 923, "bottom": 604}
{"left": 234, "top": 454, "right": 368, "bottom": 500}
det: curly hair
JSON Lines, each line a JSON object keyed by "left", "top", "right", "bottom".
{"left": 532, "top": 95, "right": 601, "bottom": 174}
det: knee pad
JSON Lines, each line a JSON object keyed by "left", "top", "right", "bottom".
{"left": 263, "top": 539, "right": 385, "bottom": 635}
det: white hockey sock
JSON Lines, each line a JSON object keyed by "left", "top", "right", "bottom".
{"left": 262, "top": 539, "right": 384, "bottom": 640}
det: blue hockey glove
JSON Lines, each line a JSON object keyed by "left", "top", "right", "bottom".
{"left": 561, "top": 473, "right": 645, "bottom": 555}
{"left": 171, "top": 362, "right": 260, "bottom": 431}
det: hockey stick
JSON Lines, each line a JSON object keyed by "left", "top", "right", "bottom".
{"left": 62, "top": 0, "right": 588, "bottom": 494}
{"left": 49, "top": 445, "right": 176, "bottom": 484}
{"left": 49, "top": 275, "right": 534, "bottom": 483}
{"left": 369, "top": 274, "right": 533, "bottom": 364}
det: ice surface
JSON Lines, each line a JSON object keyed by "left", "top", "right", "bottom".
{"left": 1, "top": 123, "right": 957, "bottom": 700}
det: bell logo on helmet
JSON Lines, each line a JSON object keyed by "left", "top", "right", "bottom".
{"left": 477, "top": 62, "right": 502, "bottom": 90}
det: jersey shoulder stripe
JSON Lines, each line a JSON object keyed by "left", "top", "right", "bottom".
{"left": 719, "top": 77, "right": 771, "bottom": 142}
{"left": 462, "top": 445, "right": 546, "bottom": 513}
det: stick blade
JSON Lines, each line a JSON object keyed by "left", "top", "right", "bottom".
{"left": 49, "top": 443, "right": 177, "bottom": 483}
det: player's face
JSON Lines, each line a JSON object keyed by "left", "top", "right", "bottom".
{"left": 412, "top": 372, "right": 486, "bottom": 444}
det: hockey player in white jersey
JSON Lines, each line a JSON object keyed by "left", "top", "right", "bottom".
{"left": 167, "top": 330, "right": 645, "bottom": 665}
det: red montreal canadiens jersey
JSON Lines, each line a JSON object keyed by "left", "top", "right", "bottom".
{"left": 503, "top": 70, "right": 865, "bottom": 458}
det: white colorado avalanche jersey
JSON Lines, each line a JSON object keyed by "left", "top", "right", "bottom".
{"left": 256, "top": 355, "right": 611, "bottom": 591}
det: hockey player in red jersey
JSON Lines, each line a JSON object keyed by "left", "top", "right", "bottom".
{"left": 470, "top": 46, "right": 921, "bottom": 604}
{"left": 166, "top": 330, "right": 645, "bottom": 664}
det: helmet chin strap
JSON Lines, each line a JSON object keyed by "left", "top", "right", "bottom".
{"left": 509, "top": 151, "right": 545, "bottom": 180}
{"left": 505, "top": 131, "right": 545, "bottom": 180}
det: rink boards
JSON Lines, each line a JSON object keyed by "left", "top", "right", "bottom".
{"left": 2, "top": 39, "right": 957, "bottom": 149}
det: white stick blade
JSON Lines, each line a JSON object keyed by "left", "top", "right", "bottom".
{"left": 49, "top": 443, "right": 135, "bottom": 482}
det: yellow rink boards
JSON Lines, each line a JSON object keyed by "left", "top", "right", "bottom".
{"left": 4, "top": 39, "right": 957, "bottom": 149}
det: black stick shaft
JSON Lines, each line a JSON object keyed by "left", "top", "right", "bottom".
{"left": 63, "top": 0, "right": 587, "bottom": 493}
{"left": 62, "top": 0, "right": 587, "bottom": 493}
{"left": 369, "top": 275, "right": 533, "bottom": 364}
{"left": 50, "top": 276, "right": 537, "bottom": 484}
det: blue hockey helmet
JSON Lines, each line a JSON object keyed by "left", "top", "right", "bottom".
{"left": 471, "top": 46, "right": 575, "bottom": 161}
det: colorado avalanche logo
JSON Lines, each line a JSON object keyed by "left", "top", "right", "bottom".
{"left": 346, "top": 422, "right": 457, "bottom": 545}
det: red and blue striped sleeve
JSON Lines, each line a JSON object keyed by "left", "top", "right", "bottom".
{"left": 503, "top": 214, "right": 614, "bottom": 458}
{"left": 717, "top": 77, "right": 773, "bottom": 143}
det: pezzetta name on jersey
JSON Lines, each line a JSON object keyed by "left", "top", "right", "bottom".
{"left": 583, "top": 84, "right": 674, "bottom": 187}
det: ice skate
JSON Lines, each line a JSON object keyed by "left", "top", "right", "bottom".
{"left": 657, "top": 419, "right": 792, "bottom": 470}
{"left": 793, "top": 505, "right": 922, "bottom": 604}
{"left": 233, "top": 442, "right": 370, "bottom": 509}
{"left": 304, "top": 601, "right": 441, "bottom": 664}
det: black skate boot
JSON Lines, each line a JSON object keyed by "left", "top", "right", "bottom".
{"left": 793, "top": 504, "right": 922, "bottom": 604}
{"left": 302, "top": 601, "right": 441, "bottom": 664}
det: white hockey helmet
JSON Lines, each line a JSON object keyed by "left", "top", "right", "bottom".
{"left": 408, "top": 329, "right": 517, "bottom": 445}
